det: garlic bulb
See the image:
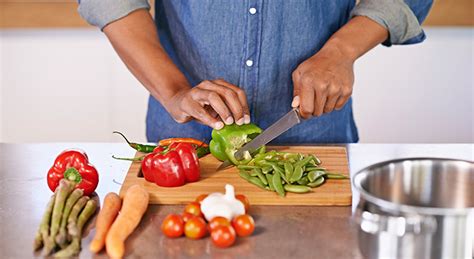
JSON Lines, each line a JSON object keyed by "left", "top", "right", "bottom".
{"left": 201, "top": 184, "right": 245, "bottom": 221}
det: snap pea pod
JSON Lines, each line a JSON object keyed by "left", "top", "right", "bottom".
{"left": 306, "top": 166, "right": 326, "bottom": 171}
{"left": 297, "top": 177, "right": 309, "bottom": 185}
{"left": 325, "top": 173, "right": 349, "bottom": 179}
{"left": 308, "top": 170, "right": 326, "bottom": 182}
{"left": 307, "top": 176, "right": 325, "bottom": 187}
{"left": 262, "top": 166, "right": 273, "bottom": 174}
{"left": 239, "top": 171, "right": 252, "bottom": 180}
{"left": 294, "top": 155, "right": 313, "bottom": 168}
{"left": 284, "top": 184, "right": 312, "bottom": 193}
{"left": 312, "top": 155, "right": 322, "bottom": 165}
{"left": 290, "top": 165, "right": 304, "bottom": 183}
{"left": 237, "top": 165, "right": 261, "bottom": 170}
{"left": 239, "top": 172, "right": 267, "bottom": 190}
{"left": 254, "top": 168, "right": 268, "bottom": 185}
{"left": 266, "top": 174, "right": 275, "bottom": 191}
{"left": 249, "top": 170, "right": 259, "bottom": 177}
{"left": 272, "top": 171, "right": 285, "bottom": 197}
{"left": 284, "top": 163, "right": 293, "bottom": 181}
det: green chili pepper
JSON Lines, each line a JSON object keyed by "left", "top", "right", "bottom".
{"left": 266, "top": 174, "right": 275, "bottom": 191}
{"left": 307, "top": 176, "right": 325, "bottom": 187}
{"left": 284, "top": 162, "right": 294, "bottom": 181}
{"left": 254, "top": 168, "right": 268, "bottom": 185}
{"left": 308, "top": 171, "right": 326, "bottom": 182}
{"left": 196, "top": 146, "right": 210, "bottom": 158}
{"left": 325, "top": 173, "right": 349, "bottom": 179}
{"left": 297, "top": 177, "right": 310, "bottom": 185}
{"left": 272, "top": 171, "right": 285, "bottom": 197}
{"left": 290, "top": 166, "right": 304, "bottom": 183}
{"left": 113, "top": 131, "right": 157, "bottom": 153}
{"left": 284, "top": 184, "right": 311, "bottom": 193}
{"left": 209, "top": 123, "right": 262, "bottom": 164}
{"left": 111, "top": 155, "right": 145, "bottom": 162}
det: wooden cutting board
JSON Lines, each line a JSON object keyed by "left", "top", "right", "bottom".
{"left": 119, "top": 146, "right": 351, "bottom": 206}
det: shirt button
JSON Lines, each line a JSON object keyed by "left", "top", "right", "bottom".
{"left": 249, "top": 8, "right": 257, "bottom": 15}
{"left": 246, "top": 60, "right": 254, "bottom": 67}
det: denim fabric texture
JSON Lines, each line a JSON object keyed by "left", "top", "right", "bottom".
{"left": 78, "top": 0, "right": 432, "bottom": 143}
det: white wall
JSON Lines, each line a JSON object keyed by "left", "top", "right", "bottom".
{"left": 353, "top": 28, "right": 473, "bottom": 143}
{"left": 0, "top": 28, "right": 472, "bottom": 143}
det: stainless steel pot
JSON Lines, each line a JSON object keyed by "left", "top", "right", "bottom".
{"left": 353, "top": 158, "right": 474, "bottom": 259}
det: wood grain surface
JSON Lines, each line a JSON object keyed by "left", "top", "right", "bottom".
{"left": 119, "top": 146, "right": 351, "bottom": 206}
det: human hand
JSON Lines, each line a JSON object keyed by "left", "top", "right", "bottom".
{"left": 165, "top": 79, "right": 251, "bottom": 129}
{"left": 291, "top": 45, "right": 355, "bottom": 119}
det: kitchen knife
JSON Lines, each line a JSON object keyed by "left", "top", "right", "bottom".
{"left": 216, "top": 108, "right": 302, "bottom": 171}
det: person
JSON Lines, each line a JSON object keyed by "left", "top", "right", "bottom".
{"left": 78, "top": 0, "right": 432, "bottom": 143}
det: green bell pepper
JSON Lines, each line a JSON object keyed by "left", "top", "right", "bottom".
{"left": 209, "top": 123, "right": 262, "bottom": 164}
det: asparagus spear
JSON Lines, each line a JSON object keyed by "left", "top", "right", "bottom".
{"left": 54, "top": 199, "right": 97, "bottom": 257}
{"left": 66, "top": 196, "right": 90, "bottom": 241}
{"left": 55, "top": 188, "right": 84, "bottom": 247}
{"left": 33, "top": 192, "right": 56, "bottom": 250}
{"left": 44, "top": 180, "right": 75, "bottom": 255}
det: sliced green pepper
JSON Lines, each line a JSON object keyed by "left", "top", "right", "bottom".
{"left": 209, "top": 123, "right": 262, "bottom": 164}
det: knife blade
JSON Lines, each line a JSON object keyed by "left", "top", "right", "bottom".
{"left": 216, "top": 109, "right": 301, "bottom": 171}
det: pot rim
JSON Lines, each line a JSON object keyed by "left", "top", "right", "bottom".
{"left": 353, "top": 157, "right": 474, "bottom": 216}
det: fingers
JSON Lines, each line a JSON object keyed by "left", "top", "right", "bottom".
{"left": 298, "top": 80, "right": 315, "bottom": 119}
{"left": 198, "top": 80, "right": 247, "bottom": 125}
{"left": 335, "top": 87, "right": 352, "bottom": 110}
{"left": 181, "top": 96, "right": 224, "bottom": 129}
{"left": 198, "top": 89, "right": 233, "bottom": 124}
{"left": 213, "top": 79, "right": 251, "bottom": 124}
{"left": 323, "top": 84, "right": 341, "bottom": 114}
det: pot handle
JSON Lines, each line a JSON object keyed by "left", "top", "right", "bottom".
{"left": 354, "top": 210, "right": 437, "bottom": 236}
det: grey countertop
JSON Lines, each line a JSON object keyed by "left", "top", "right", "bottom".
{"left": 0, "top": 143, "right": 472, "bottom": 258}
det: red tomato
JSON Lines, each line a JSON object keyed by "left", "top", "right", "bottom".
{"left": 195, "top": 194, "right": 208, "bottom": 204}
{"left": 184, "top": 217, "right": 207, "bottom": 239}
{"left": 184, "top": 202, "right": 203, "bottom": 218}
{"left": 208, "top": 216, "right": 231, "bottom": 232}
{"left": 232, "top": 214, "right": 255, "bottom": 237}
{"left": 235, "top": 194, "right": 250, "bottom": 212}
{"left": 161, "top": 214, "right": 184, "bottom": 238}
{"left": 182, "top": 212, "right": 195, "bottom": 223}
{"left": 211, "top": 225, "right": 236, "bottom": 248}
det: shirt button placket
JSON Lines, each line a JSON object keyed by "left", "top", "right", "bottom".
{"left": 243, "top": 0, "right": 262, "bottom": 120}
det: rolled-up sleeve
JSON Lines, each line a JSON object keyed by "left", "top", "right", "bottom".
{"left": 351, "top": 0, "right": 433, "bottom": 46}
{"left": 78, "top": 0, "right": 150, "bottom": 30}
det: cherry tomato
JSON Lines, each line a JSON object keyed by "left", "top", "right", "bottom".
{"left": 184, "top": 216, "right": 207, "bottom": 239}
{"left": 195, "top": 194, "right": 208, "bottom": 204}
{"left": 182, "top": 212, "right": 195, "bottom": 223}
{"left": 211, "top": 225, "right": 236, "bottom": 248}
{"left": 161, "top": 214, "right": 184, "bottom": 238}
{"left": 232, "top": 214, "right": 255, "bottom": 237}
{"left": 208, "top": 216, "right": 231, "bottom": 232}
{"left": 184, "top": 202, "right": 203, "bottom": 218}
{"left": 235, "top": 194, "right": 250, "bottom": 212}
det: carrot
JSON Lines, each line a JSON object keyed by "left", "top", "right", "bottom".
{"left": 158, "top": 138, "right": 208, "bottom": 147}
{"left": 105, "top": 185, "right": 149, "bottom": 259}
{"left": 89, "top": 192, "right": 122, "bottom": 253}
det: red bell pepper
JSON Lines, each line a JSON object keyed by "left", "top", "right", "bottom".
{"left": 141, "top": 143, "right": 200, "bottom": 187}
{"left": 47, "top": 149, "right": 99, "bottom": 196}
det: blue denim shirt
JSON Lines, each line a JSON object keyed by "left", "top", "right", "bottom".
{"left": 78, "top": 0, "right": 432, "bottom": 143}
